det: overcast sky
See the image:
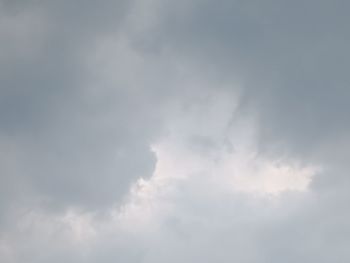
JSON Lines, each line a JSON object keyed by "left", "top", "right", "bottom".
{"left": 1, "top": 0, "right": 350, "bottom": 262}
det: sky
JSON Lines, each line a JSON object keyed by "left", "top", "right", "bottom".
{"left": 1, "top": 0, "right": 350, "bottom": 262}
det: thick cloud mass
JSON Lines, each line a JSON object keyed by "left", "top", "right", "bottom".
{"left": 1, "top": 0, "right": 350, "bottom": 262}
{"left": 146, "top": 0, "right": 350, "bottom": 156}
{"left": 0, "top": 0, "right": 157, "bottom": 212}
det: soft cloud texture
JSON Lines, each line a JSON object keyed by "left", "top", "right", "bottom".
{"left": 1, "top": 0, "right": 350, "bottom": 262}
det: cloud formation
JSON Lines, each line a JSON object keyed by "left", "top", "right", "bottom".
{"left": 1, "top": 0, "right": 350, "bottom": 262}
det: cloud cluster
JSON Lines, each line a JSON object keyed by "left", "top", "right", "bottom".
{"left": 1, "top": 0, "right": 350, "bottom": 262}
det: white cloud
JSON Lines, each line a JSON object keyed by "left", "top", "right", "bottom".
{"left": 147, "top": 89, "right": 318, "bottom": 196}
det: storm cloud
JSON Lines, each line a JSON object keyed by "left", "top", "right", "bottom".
{"left": 1, "top": 0, "right": 350, "bottom": 262}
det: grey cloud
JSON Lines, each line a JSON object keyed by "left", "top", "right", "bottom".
{"left": 134, "top": 0, "right": 350, "bottom": 227}
{"left": 140, "top": 0, "right": 350, "bottom": 158}
{"left": 0, "top": 0, "right": 160, "bottom": 214}
{"left": 1, "top": 0, "right": 350, "bottom": 262}
{"left": 125, "top": 1, "right": 350, "bottom": 262}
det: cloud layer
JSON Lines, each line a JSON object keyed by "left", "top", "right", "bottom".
{"left": 1, "top": 0, "right": 350, "bottom": 262}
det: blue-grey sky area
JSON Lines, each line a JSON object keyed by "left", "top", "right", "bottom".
{"left": 0, "top": 0, "right": 349, "bottom": 262}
